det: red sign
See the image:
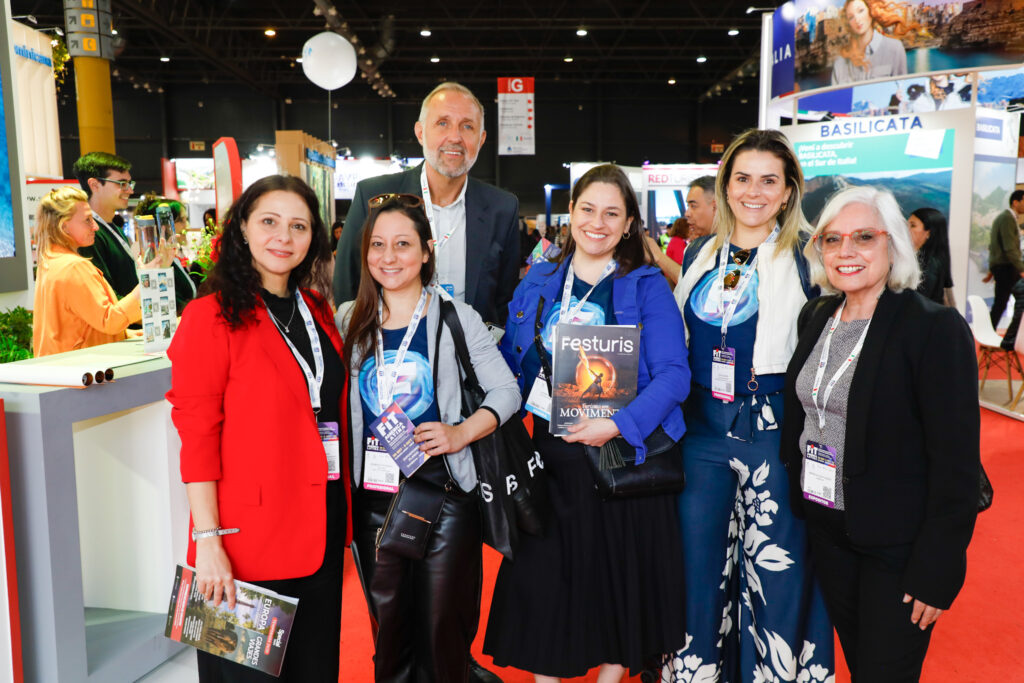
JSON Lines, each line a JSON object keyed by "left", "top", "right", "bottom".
{"left": 497, "top": 77, "right": 534, "bottom": 95}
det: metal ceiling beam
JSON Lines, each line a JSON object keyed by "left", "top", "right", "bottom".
{"left": 111, "top": 0, "right": 280, "bottom": 99}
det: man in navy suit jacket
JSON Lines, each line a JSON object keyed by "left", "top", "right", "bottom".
{"left": 333, "top": 82, "right": 520, "bottom": 326}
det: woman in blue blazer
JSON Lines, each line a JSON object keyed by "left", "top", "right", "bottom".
{"left": 483, "top": 164, "right": 689, "bottom": 680}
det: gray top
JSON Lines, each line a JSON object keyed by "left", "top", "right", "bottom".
{"left": 796, "top": 317, "right": 870, "bottom": 510}
{"left": 830, "top": 30, "right": 907, "bottom": 85}
{"left": 337, "top": 293, "right": 521, "bottom": 492}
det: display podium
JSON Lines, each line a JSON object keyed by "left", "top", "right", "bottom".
{"left": 0, "top": 341, "right": 189, "bottom": 681}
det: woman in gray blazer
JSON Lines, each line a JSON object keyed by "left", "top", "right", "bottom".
{"left": 336, "top": 193, "right": 520, "bottom": 682}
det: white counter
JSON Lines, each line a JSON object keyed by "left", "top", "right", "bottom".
{"left": 1, "top": 340, "right": 189, "bottom": 682}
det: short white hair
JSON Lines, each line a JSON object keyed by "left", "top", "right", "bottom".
{"left": 804, "top": 185, "right": 921, "bottom": 293}
{"left": 418, "top": 82, "right": 485, "bottom": 131}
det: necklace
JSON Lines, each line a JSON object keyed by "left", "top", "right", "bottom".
{"left": 269, "top": 296, "right": 297, "bottom": 333}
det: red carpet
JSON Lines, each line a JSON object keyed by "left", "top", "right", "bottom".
{"left": 339, "top": 407, "right": 1023, "bottom": 681}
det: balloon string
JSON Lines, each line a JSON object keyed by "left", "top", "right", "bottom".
{"left": 328, "top": 89, "right": 332, "bottom": 142}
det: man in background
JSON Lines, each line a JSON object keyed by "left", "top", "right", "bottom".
{"left": 72, "top": 151, "right": 139, "bottom": 298}
{"left": 685, "top": 175, "right": 717, "bottom": 239}
{"left": 985, "top": 189, "right": 1024, "bottom": 328}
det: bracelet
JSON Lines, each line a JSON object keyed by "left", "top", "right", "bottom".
{"left": 191, "top": 526, "right": 240, "bottom": 542}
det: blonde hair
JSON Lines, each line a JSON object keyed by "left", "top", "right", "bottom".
{"left": 711, "top": 128, "right": 810, "bottom": 258}
{"left": 36, "top": 187, "right": 90, "bottom": 257}
{"left": 803, "top": 185, "right": 921, "bottom": 294}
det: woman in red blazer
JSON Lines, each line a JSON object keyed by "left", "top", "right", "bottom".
{"left": 167, "top": 175, "right": 350, "bottom": 682}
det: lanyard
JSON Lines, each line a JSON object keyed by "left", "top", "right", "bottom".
{"left": 268, "top": 290, "right": 325, "bottom": 414}
{"left": 93, "top": 212, "right": 132, "bottom": 253}
{"left": 374, "top": 287, "right": 430, "bottom": 411}
{"left": 810, "top": 300, "right": 872, "bottom": 430}
{"left": 715, "top": 225, "right": 779, "bottom": 349}
{"left": 558, "top": 259, "right": 617, "bottom": 324}
{"left": 419, "top": 165, "right": 466, "bottom": 255}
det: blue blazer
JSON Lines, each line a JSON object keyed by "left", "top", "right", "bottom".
{"left": 501, "top": 258, "right": 690, "bottom": 458}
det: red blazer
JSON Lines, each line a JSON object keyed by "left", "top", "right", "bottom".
{"left": 167, "top": 289, "right": 352, "bottom": 581}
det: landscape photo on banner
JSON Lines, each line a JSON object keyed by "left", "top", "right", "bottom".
{"left": 791, "top": 0, "right": 1024, "bottom": 93}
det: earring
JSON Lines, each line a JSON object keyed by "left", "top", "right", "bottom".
{"left": 241, "top": 231, "right": 248, "bottom": 245}
{"left": 780, "top": 201, "right": 788, "bottom": 211}
{"left": 622, "top": 228, "right": 631, "bottom": 240}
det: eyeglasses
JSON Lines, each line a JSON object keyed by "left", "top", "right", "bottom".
{"left": 723, "top": 248, "right": 751, "bottom": 289}
{"left": 95, "top": 177, "right": 136, "bottom": 191}
{"left": 368, "top": 193, "right": 423, "bottom": 209}
{"left": 814, "top": 229, "right": 889, "bottom": 254}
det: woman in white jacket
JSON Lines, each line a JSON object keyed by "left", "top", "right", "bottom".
{"left": 666, "top": 129, "right": 834, "bottom": 683}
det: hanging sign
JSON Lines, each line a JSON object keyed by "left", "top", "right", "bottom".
{"left": 497, "top": 77, "right": 535, "bottom": 156}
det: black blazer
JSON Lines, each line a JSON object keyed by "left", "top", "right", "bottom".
{"left": 781, "top": 288, "right": 979, "bottom": 609}
{"left": 332, "top": 163, "right": 521, "bottom": 326}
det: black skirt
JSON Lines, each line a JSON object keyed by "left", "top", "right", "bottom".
{"left": 483, "top": 420, "right": 687, "bottom": 677}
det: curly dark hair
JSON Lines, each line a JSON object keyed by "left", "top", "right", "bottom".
{"left": 201, "top": 175, "right": 332, "bottom": 328}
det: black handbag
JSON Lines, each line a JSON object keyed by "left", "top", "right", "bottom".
{"left": 584, "top": 426, "right": 685, "bottom": 499}
{"left": 375, "top": 470, "right": 453, "bottom": 560}
{"left": 436, "top": 300, "right": 550, "bottom": 561}
{"left": 978, "top": 463, "right": 994, "bottom": 512}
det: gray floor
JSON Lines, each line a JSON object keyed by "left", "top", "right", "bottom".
{"left": 136, "top": 647, "right": 197, "bottom": 683}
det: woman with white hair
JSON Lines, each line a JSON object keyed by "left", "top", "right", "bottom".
{"left": 781, "top": 185, "right": 980, "bottom": 681}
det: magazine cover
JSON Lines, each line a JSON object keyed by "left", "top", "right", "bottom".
{"left": 549, "top": 323, "right": 640, "bottom": 436}
{"left": 165, "top": 564, "right": 298, "bottom": 677}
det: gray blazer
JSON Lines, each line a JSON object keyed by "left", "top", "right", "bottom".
{"left": 337, "top": 293, "right": 521, "bottom": 492}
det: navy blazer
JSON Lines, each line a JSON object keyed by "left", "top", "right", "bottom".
{"left": 501, "top": 259, "right": 690, "bottom": 459}
{"left": 332, "top": 163, "right": 520, "bottom": 325}
{"left": 781, "top": 288, "right": 979, "bottom": 609}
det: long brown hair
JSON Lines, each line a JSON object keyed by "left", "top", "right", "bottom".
{"left": 342, "top": 199, "right": 436, "bottom": 370}
{"left": 557, "top": 163, "right": 652, "bottom": 275}
{"left": 838, "top": 0, "right": 922, "bottom": 69}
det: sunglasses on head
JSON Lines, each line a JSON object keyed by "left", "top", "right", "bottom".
{"left": 368, "top": 193, "right": 424, "bottom": 210}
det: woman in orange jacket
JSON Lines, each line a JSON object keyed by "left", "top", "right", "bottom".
{"left": 32, "top": 186, "right": 168, "bottom": 356}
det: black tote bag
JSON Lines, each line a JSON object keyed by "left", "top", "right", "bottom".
{"left": 435, "top": 300, "right": 550, "bottom": 560}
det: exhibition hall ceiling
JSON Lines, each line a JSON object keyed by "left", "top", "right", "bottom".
{"left": 13, "top": 0, "right": 773, "bottom": 100}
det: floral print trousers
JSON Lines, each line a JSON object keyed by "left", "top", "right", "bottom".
{"left": 664, "top": 389, "right": 835, "bottom": 683}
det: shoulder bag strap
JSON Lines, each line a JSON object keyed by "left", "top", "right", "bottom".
{"left": 429, "top": 301, "right": 457, "bottom": 484}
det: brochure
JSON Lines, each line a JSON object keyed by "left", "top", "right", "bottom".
{"left": 369, "top": 402, "right": 426, "bottom": 477}
{"left": 165, "top": 564, "right": 298, "bottom": 677}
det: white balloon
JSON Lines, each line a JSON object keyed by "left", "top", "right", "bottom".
{"left": 301, "top": 32, "right": 358, "bottom": 91}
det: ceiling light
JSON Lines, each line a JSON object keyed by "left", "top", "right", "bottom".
{"left": 420, "top": 27, "right": 432, "bottom": 37}
{"left": 696, "top": 55, "right": 708, "bottom": 63}
{"left": 296, "top": 57, "right": 303, "bottom": 63}
{"left": 264, "top": 28, "right": 276, "bottom": 37}
{"left": 576, "top": 26, "right": 588, "bottom": 37}
{"left": 746, "top": 6, "right": 773, "bottom": 13}
{"left": 111, "top": 28, "right": 118, "bottom": 35}
{"left": 728, "top": 29, "right": 739, "bottom": 36}
{"left": 160, "top": 56, "right": 170, "bottom": 62}
{"left": 668, "top": 78, "right": 677, "bottom": 85}
{"left": 430, "top": 55, "right": 440, "bottom": 63}
{"left": 564, "top": 55, "right": 574, "bottom": 63}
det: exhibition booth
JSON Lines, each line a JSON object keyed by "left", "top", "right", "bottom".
{"left": 0, "top": 1, "right": 1020, "bottom": 681}
{"left": 760, "top": 1, "right": 1024, "bottom": 421}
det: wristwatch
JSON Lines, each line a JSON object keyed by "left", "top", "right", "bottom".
{"left": 191, "top": 526, "right": 240, "bottom": 542}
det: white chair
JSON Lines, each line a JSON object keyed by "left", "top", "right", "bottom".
{"left": 1011, "top": 328, "right": 1024, "bottom": 411}
{"left": 967, "top": 295, "right": 1021, "bottom": 403}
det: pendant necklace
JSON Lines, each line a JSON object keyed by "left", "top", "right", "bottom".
{"left": 269, "top": 297, "right": 297, "bottom": 333}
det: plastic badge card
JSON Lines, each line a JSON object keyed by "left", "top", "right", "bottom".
{"left": 369, "top": 402, "right": 426, "bottom": 477}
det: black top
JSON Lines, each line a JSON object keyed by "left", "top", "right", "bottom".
{"left": 261, "top": 289, "right": 345, "bottom": 423}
